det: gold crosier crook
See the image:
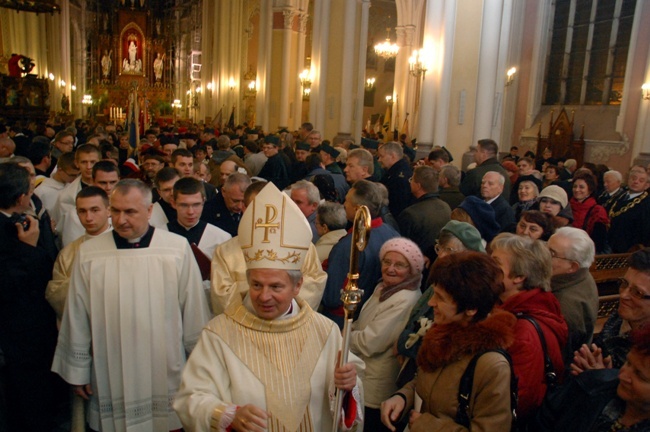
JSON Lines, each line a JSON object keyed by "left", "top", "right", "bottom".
{"left": 332, "top": 205, "right": 371, "bottom": 432}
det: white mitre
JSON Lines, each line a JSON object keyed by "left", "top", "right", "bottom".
{"left": 238, "top": 182, "right": 312, "bottom": 270}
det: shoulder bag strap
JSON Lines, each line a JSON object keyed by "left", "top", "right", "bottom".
{"left": 517, "top": 313, "right": 558, "bottom": 389}
{"left": 457, "top": 349, "right": 519, "bottom": 429}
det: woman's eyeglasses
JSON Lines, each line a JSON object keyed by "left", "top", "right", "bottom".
{"left": 619, "top": 278, "right": 650, "bottom": 300}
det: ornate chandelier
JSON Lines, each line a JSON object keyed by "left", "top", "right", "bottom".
{"left": 374, "top": 28, "right": 399, "bottom": 59}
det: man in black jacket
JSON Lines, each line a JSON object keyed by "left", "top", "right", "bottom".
{"left": 460, "top": 138, "right": 511, "bottom": 199}
{"left": 378, "top": 141, "right": 413, "bottom": 217}
{"left": 0, "top": 163, "right": 65, "bottom": 431}
{"left": 203, "top": 172, "right": 252, "bottom": 237}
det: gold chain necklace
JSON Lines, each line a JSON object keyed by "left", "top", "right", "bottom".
{"left": 609, "top": 191, "right": 648, "bottom": 219}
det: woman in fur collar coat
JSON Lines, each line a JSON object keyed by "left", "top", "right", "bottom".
{"left": 381, "top": 252, "right": 517, "bottom": 432}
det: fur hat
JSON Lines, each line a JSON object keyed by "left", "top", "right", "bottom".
{"left": 380, "top": 237, "right": 425, "bottom": 275}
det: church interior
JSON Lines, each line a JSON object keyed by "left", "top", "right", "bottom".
{"left": 1, "top": 0, "right": 650, "bottom": 172}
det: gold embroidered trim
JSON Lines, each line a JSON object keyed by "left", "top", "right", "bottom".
{"left": 609, "top": 191, "right": 648, "bottom": 219}
{"left": 214, "top": 298, "right": 332, "bottom": 431}
{"left": 243, "top": 249, "right": 301, "bottom": 264}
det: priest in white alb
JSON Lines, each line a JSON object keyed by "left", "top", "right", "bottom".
{"left": 173, "top": 182, "right": 364, "bottom": 432}
{"left": 52, "top": 179, "right": 211, "bottom": 432}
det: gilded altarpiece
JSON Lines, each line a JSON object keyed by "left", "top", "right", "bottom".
{"left": 90, "top": 7, "right": 171, "bottom": 125}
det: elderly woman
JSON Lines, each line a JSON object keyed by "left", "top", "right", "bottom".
{"left": 490, "top": 233, "right": 568, "bottom": 422}
{"left": 350, "top": 238, "right": 424, "bottom": 431}
{"left": 381, "top": 252, "right": 516, "bottom": 432}
{"left": 535, "top": 325, "right": 650, "bottom": 431}
{"left": 394, "top": 221, "right": 486, "bottom": 388}
{"left": 314, "top": 201, "right": 348, "bottom": 263}
{"left": 516, "top": 210, "right": 556, "bottom": 241}
{"left": 569, "top": 171, "right": 609, "bottom": 253}
{"left": 512, "top": 177, "right": 542, "bottom": 219}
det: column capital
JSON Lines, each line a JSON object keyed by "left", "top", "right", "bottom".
{"left": 396, "top": 25, "right": 416, "bottom": 47}
{"left": 299, "top": 12, "right": 309, "bottom": 33}
{"left": 283, "top": 9, "right": 296, "bottom": 30}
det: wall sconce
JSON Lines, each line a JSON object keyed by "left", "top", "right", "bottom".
{"left": 643, "top": 83, "right": 650, "bottom": 100}
{"left": 228, "top": 78, "right": 236, "bottom": 91}
{"left": 48, "top": 73, "right": 55, "bottom": 81}
{"left": 206, "top": 82, "right": 213, "bottom": 91}
{"left": 71, "top": 85, "right": 77, "bottom": 91}
{"left": 506, "top": 67, "right": 517, "bottom": 86}
{"left": 385, "top": 95, "right": 393, "bottom": 106}
{"left": 299, "top": 68, "right": 312, "bottom": 99}
{"left": 59, "top": 79, "right": 66, "bottom": 88}
{"left": 366, "top": 77, "right": 376, "bottom": 90}
{"left": 408, "top": 49, "right": 427, "bottom": 78}
{"left": 243, "top": 66, "right": 257, "bottom": 98}
{"left": 196, "top": 86, "right": 202, "bottom": 94}
{"left": 82, "top": 95, "right": 93, "bottom": 105}
{"left": 172, "top": 99, "right": 182, "bottom": 109}
{"left": 245, "top": 81, "right": 257, "bottom": 98}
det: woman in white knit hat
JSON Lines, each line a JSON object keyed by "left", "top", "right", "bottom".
{"left": 350, "top": 237, "right": 424, "bottom": 431}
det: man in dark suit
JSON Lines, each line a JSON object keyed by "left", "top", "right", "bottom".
{"left": 398, "top": 166, "right": 451, "bottom": 260}
{"left": 481, "top": 171, "right": 516, "bottom": 232}
{"left": 203, "top": 172, "right": 251, "bottom": 237}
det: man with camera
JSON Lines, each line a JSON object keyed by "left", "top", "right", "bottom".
{"left": 0, "top": 162, "right": 65, "bottom": 431}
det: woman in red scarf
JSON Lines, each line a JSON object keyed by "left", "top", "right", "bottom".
{"left": 570, "top": 171, "right": 609, "bottom": 253}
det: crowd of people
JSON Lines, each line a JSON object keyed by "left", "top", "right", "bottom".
{"left": 1, "top": 117, "right": 650, "bottom": 432}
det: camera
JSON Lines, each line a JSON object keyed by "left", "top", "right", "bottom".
{"left": 9, "top": 213, "right": 30, "bottom": 231}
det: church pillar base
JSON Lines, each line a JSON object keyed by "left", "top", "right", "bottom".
{"left": 633, "top": 152, "right": 650, "bottom": 169}
{"left": 416, "top": 141, "right": 433, "bottom": 161}
{"left": 333, "top": 132, "right": 353, "bottom": 146}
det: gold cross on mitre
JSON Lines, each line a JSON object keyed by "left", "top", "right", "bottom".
{"left": 238, "top": 182, "right": 312, "bottom": 270}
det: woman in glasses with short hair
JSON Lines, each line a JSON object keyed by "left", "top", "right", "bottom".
{"left": 349, "top": 237, "right": 424, "bottom": 431}
{"left": 571, "top": 247, "right": 650, "bottom": 375}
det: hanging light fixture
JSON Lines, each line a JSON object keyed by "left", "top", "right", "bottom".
{"left": 374, "top": 28, "right": 399, "bottom": 59}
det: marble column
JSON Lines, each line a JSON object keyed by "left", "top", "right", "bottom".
{"left": 257, "top": 0, "right": 272, "bottom": 129}
{"left": 415, "top": 0, "right": 444, "bottom": 158}
{"left": 632, "top": 23, "right": 650, "bottom": 164}
{"left": 354, "top": 0, "right": 371, "bottom": 143}
{"left": 278, "top": 8, "right": 295, "bottom": 129}
{"left": 336, "top": 0, "right": 357, "bottom": 139}
{"left": 293, "top": 12, "right": 309, "bottom": 130}
{"left": 310, "top": 0, "right": 331, "bottom": 130}
{"left": 472, "top": 0, "right": 504, "bottom": 144}
{"left": 60, "top": 0, "right": 72, "bottom": 107}
{"left": 434, "top": 0, "right": 458, "bottom": 153}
